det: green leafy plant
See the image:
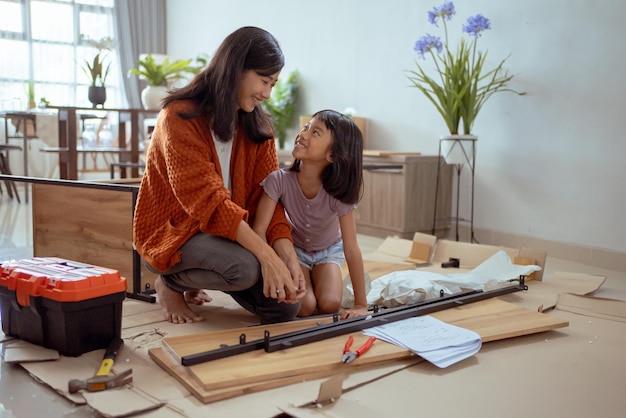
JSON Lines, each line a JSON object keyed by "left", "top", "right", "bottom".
{"left": 81, "top": 36, "right": 114, "bottom": 87}
{"left": 187, "top": 53, "right": 211, "bottom": 75}
{"left": 262, "top": 70, "right": 300, "bottom": 149}
{"left": 127, "top": 53, "right": 196, "bottom": 86}
{"left": 27, "top": 81, "right": 35, "bottom": 102}
{"left": 406, "top": 2, "right": 524, "bottom": 135}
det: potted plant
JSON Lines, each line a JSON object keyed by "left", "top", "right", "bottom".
{"left": 27, "top": 81, "right": 36, "bottom": 109}
{"left": 406, "top": 2, "right": 524, "bottom": 163}
{"left": 261, "top": 70, "right": 299, "bottom": 149}
{"left": 127, "top": 53, "right": 197, "bottom": 110}
{"left": 81, "top": 35, "right": 114, "bottom": 108}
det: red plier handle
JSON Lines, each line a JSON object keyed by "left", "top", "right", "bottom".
{"left": 342, "top": 336, "right": 377, "bottom": 364}
{"left": 355, "top": 336, "right": 376, "bottom": 357}
{"left": 343, "top": 335, "right": 354, "bottom": 355}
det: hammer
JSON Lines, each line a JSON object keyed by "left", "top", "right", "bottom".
{"left": 68, "top": 337, "right": 133, "bottom": 393}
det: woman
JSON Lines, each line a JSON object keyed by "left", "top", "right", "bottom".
{"left": 133, "top": 26, "right": 305, "bottom": 324}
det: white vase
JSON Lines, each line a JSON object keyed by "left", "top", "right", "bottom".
{"left": 439, "top": 134, "right": 477, "bottom": 166}
{"left": 141, "top": 85, "right": 168, "bottom": 111}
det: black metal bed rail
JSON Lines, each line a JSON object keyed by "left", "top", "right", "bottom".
{"left": 181, "top": 278, "right": 527, "bottom": 366}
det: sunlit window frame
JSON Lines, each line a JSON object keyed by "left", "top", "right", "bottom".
{"left": 0, "top": 0, "right": 121, "bottom": 110}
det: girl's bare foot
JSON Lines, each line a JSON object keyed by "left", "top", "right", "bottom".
{"left": 184, "top": 289, "right": 213, "bottom": 305}
{"left": 155, "top": 276, "right": 205, "bottom": 324}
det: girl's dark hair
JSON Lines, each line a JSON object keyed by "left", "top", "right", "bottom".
{"left": 162, "top": 26, "right": 284, "bottom": 143}
{"left": 291, "top": 110, "right": 364, "bottom": 205}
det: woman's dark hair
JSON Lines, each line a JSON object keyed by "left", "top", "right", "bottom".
{"left": 162, "top": 26, "right": 284, "bottom": 143}
{"left": 291, "top": 110, "right": 364, "bottom": 205}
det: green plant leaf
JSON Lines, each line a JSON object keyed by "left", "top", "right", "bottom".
{"left": 407, "top": 8, "right": 524, "bottom": 135}
{"left": 127, "top": 54, "right": 196, "bottom": 86}
{"left": 261, "top": 70, "right": 300, "bottom": 148}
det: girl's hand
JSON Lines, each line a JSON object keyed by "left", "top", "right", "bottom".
{"left": 340, "top": 304, "right": 369, "bottom": 320}
{"left": 285, "top": 256, "right": 306, "bottom": 301}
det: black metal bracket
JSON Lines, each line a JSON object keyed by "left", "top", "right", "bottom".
{"left": 441, "top": 257, "right": 460, "bottom": 268}
{"left": 181, "top": 278, "right": 527, "bottom": 366}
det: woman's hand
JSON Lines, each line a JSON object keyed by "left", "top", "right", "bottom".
{"left": 273, "top": 238, "right": 306, "bottom": 303}
{"left": 236, "top": 222, "right": 303, "bottom": 303}
{"left": 258, "top": 250, "right": 299, "bottom": 302}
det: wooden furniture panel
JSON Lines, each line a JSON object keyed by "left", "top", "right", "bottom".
{"left": 355, "top": 154, "right": 453, "bottom": 238}
{"left": 151, "top": 297, "right": 568, "bottom": 403}
{"left": 31, "top": 180, "right": 156, "bottom": 300}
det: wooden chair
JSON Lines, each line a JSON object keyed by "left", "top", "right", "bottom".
{"left": 0, "top": 144, "right": 23, "bottom": 202}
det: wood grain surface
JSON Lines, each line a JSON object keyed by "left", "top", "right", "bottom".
{"left": 31, "top": 183, "right": 158, "bottom": 293}
{"left": 151, "top": 297, "right": 568, "bottom": 402}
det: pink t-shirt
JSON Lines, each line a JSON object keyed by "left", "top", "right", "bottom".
{"left": 261, "top": 169, "right": 355, "bottom": 253}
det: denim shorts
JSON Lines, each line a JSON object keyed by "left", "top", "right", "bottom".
{"left": 295, "top": 240, "right": 345, "bottom": 270}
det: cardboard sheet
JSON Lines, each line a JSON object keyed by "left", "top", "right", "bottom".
{"left": 499, "top": 271, "right": 606, "bottom": 312}
{"left": 556, "top": 293, "right": 626, "bottom": 322}
{"left": 4, "top": 271, "right": 610, "bottom": 417}
{"left": 3, "top": 340, "right": 59, "bottom": 363}
{"left": 2, "top": 235, "right": 615, "bottom": 417}
{"left": 152, "top": 298, "right": 568, "bottom": 404}
{"left": 19, "top": 340, "right": 186, "bottom": 416}
{"left": 82, "top": 387, "right": 166, "bottom": 417}
{"left": 363, "top": 234, "right": 546, "bottom": 281}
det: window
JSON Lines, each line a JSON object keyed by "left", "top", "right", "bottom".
{"left": 0, "top": 0, "right": 122, "bottom": 110}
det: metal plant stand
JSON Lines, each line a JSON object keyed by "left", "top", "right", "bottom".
{"left": 432, "top": 135, "right": 478, "bottom": 243}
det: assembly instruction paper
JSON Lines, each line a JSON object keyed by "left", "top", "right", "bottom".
{"left": 364, "top": 315, "right": 481, "bottom": 368}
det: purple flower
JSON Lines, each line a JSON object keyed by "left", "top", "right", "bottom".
{"left": 408, "top": 4, "right": 520, "bottom": 135}
{"left": 463, "top": 14, "right": 491, "bottom": 37}
{"left": 414, "top": 34, "right": 443, "bottom": 59}
{"left": 428, "top": 1, "right": 456, "bottom": 26}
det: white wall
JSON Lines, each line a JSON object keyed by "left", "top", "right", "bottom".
{"left": 166, "top": 0, "right": 626, "bottom": 254}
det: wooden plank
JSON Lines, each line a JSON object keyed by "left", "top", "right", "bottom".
{"left": 155, "top": 298, "right": 568, "bottom": 400}
{"left": 433, "top": 298, "right": 569, "bottom": 342}
{"left": 31, "top": 182, "right": 158, "bottom": 294}
{"left": 149, "top": 346, "right": 389, "bottom": 404}
{"left": 162, "top": 317, "right": 334, "bottom": 359}
{"left": 188, "top": 332, "right": 409, "bottom": 391}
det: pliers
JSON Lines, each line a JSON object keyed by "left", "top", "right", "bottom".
{"left": 342, "top": 335, "right": 376, "bottom": 364}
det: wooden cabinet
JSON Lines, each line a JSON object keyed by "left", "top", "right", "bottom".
{"left": 355, "top": 153, "right": 452, "bottom": 238}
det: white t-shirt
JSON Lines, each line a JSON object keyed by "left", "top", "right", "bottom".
{"left": 211, "top": 130, "right": 233, "bottom": 190}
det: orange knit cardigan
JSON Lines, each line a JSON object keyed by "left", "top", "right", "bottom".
{"left": 133, "top": 100, "right": 291, "bottom": 272}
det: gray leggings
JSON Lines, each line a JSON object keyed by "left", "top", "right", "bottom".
{"left": 146, "top": 232, "right": 300, "bottom": 324}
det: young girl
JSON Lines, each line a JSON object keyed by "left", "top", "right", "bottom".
{"left": 253, "top": 109, "right": 367, "bottom": 319}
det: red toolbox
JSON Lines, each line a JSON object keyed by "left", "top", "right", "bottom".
{"left": 0, "top": 257, "right": 126, "bottom": 357}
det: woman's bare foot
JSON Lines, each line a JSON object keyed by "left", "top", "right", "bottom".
{"left": 155, "top": 276, "right": 205, "bottom": 324}
{"left": 184, "top": 289, "right": 213, "bottom": 305}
